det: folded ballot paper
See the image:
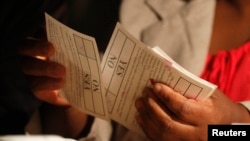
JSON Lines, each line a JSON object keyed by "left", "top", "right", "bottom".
{"left": 45, "top": 13, "right": 217, "bottom": 136}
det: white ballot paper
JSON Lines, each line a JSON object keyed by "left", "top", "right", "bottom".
{"left": 101, "top": 23, "right": 217, "bottom": 135}
{"left": 45, "top": 13, "right": 108, "bottom": 119}
{"left": 45, "top": 13, "right": 217, "bottom": 136}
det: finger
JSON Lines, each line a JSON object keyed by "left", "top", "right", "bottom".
{"left": 18, "top": 38, "right": 55, "bottom": 58}
{"left": 135, "top": 87, "right": 177, "bottom": 139}
{"left": 136, "top": 88, "right": 197, "bottom": 140}
{"left": 137, "top": 87, "right": 172, "bottom": 118}
{"left": 153, "top": 83, "right": 200, "bottom": 123}
{"left": 21, "top": 57, "right": 65, "bottom": 78}
{"left": 135, "top": 96, "right": 161, "bottom": 139}
{"left": 137, "top": 87, "right": 173, "bottom": 125}
{"left": 26, "top": 76, "right": 65, "bottom": 92}
{"left": 35, "top": 90, "right": 70, "bottom": 106}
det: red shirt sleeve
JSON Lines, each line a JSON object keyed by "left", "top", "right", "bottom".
{"left": 200, "top": 41, "right": 250, "bottom": 102}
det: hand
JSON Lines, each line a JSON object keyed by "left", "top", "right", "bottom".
{"left": 18, "top": 38, "right": 91, "bottom": 138}
{"left": 135, "top": 83, "right": 250, "bottom": 141}
{"left": 18, "top": 37, "right": 69, "bottom": 106}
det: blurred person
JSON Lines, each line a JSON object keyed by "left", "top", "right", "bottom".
{"left": 0, "top": 1, "right": 121, "bottom": 141}
{"left": 4, "top": 0, "right": 250, "bottom": 141}
{"left": 134, "top": 0, "right": 250, "bottom": 140}
{"left": 0, "top": 0, "right": 113, "bottom": 137}
{"left": 0, "top": 0, "right": 68, "bottom": 134}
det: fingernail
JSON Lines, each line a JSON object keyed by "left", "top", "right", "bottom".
{"left": 149, "top": 78, "right": 155, "bottom": 85}
{"left": 154, "top": 83, "right": 162, "bottom": 93}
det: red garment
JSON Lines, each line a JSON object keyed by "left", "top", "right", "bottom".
{"left": 200, "top": 41, "right": 250, "bottom": 102}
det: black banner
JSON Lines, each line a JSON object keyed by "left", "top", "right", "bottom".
{"left": 208, "top": 124, "right": 250, "bottom": 140}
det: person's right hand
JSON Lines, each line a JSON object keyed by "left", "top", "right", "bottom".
{"left": 18, "top": 37, "right": 69, "bottom": 106}
{"left": 135, "top": 83, "right": 250, "bottom": 141}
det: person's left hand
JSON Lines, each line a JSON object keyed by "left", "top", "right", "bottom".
{"left": 135, "top": 83, "right": 250, "bottom": 141}
{"left": 18, "top": 37, "right": 69, "bottom": 106}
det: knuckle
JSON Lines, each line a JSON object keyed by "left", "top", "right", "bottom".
{"left": 176, "top": 100, "right": 193, "bottom": 117}
{"left": 162, "top": 120, "right": 173, "bottom": 131}
{"left": 46, "top": 62, "right": 66, "bottom": 77}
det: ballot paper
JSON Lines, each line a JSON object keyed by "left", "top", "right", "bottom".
{"left": 45, "top": 13, "right": 217, "bottom": 136}
{"left": 45, "top": 13, "right": 108, "bottom": 119}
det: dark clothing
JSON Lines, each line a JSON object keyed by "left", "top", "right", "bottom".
{"left": 66, "top": 0, "right": 121, "bottom": 52}
{"left": 0, "top": 0, "right": 120, "bottom": 135}
{"left": 0, "top": 0, "right": 66, "bottom": 135}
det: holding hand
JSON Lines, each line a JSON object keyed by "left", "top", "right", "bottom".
{"left": 18, "top": 38, "right": 90, "bottom": 138}
{"left": 135, "top": 83, "right": 250, "bottom": 141}
{"left": 18, "top": 38, "right": 68, "bottom": 106}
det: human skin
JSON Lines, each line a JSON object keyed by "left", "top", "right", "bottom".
{"left": 135, "top": 84, "right": 250, "bottom": 141}
{"left": 19, "top": 0, "right": 250, "bottom": 139}
{"left": 18, "top": 38, "right": 68, "bottom": 105}
{"left": 135, "top": 0, "right": 250, "bottom": 140}
{"left": 19, "top": 38, "right": 88, "bottom": 138}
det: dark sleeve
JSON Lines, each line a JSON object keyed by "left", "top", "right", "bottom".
{"left": 66, "top": 0, "right": 121, "bottom": 52}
